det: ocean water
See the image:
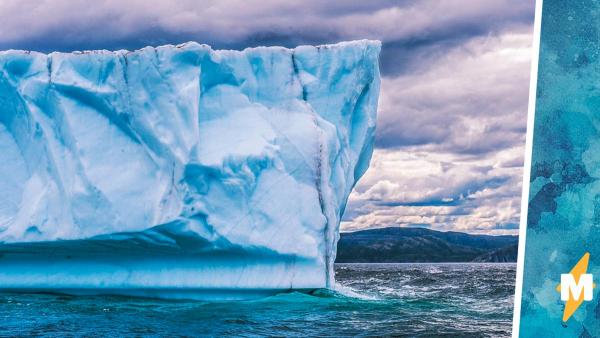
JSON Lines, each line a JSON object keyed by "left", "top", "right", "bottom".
{"left": 0, "top": 263, "right": 515, "bottom": 337}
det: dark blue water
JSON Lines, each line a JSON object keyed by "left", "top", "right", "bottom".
{"left": 0, "top": 263, "right": 515, "bottom": 337}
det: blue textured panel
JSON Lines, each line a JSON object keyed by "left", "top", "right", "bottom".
{"left": 520, "top": 1, "right": 600, "bottom": 336}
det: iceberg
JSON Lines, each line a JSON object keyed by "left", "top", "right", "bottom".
{"left": 0, "top": 40, "right": 380, "bottom": 299}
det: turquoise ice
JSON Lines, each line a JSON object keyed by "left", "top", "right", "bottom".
{"left": 0, "top": 40, "right": 380, "bottom": 298}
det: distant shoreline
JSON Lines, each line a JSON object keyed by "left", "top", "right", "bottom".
{"left": 335, "top": 227, "right": 518, "bottom": 263}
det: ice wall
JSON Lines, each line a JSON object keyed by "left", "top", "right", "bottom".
{"left": 0, "top": 40, "right": 380, "bottom": 298}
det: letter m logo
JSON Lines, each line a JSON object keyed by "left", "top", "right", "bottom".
{"left": 561, "top": 274, "right": 594, "bottom": 301}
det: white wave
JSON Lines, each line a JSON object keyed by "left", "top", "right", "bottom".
{"left": 333, "top": 282, "right": 379, "bottom": 300}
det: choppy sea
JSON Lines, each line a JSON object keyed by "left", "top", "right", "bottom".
{"left": 0, "top": 263, "right": 515, "bottom": 337}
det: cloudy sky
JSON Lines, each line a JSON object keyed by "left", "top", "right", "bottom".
{"left": 0, "top": 0, "right": 535, "bottom": 235}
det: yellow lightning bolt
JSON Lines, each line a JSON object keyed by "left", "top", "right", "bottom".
{"left": 556, "top": 252, "right": 595, "bottom": 322}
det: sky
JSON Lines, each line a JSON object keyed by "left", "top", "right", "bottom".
{"left": 0, "top": 0, "right": 536, "bottom": 235}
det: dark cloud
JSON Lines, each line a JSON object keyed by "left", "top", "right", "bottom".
{"left": 0, "top": 1, "right": 533, "bottom": 58}
{"left": 375, "top": 32, "right": 532, "bottom": 157}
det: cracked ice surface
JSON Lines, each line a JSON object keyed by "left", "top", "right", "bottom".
{"left": 0, "top": 40, "right": 380, "bottom": 298}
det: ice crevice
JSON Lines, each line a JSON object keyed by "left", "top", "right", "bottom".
{"left": 0, "top": 40, "right": 381, "bottom": 299}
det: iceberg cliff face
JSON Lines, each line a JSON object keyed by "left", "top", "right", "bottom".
{"left": 0, "top": 40, "right": 380, "bottom": 298}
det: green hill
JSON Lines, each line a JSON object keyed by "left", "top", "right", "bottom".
{"left": 335, "top": 227, "right": 518, "bottom": 263}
